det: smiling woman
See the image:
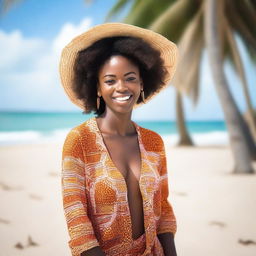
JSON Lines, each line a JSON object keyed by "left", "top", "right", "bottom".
{"left": 59, "top": 23, "right": 178, "bottom": 256}
{"left": 97, "top": 55, "right": 142, "bottom": 114}
{"left": 72, "top": 35, "right": 168, "bottom": 116}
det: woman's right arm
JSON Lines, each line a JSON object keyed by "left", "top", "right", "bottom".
{"left": 81, "top": 247, "right": 105, "bottom": 256}
{"left": 62, "top": 129, "right": 105, "bottom": 256}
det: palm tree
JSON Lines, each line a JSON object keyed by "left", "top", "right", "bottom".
{"left": 106, "top": 0, "right": 256, "bottom": 173}
{"left": 2, "top": 0, "right": 255, "bottom": 172}
{"left": 204, "top": 0, "right": 254, "bottom": 173}
{"left": 0, "top": 0, "right": 22, "bottom": 14}
{"left": 107, "top": 0, "right": 195, "bottom": 146}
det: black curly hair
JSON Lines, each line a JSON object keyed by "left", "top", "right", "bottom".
{"left": 73, "top": 36, "right": 167, "bottom": 116}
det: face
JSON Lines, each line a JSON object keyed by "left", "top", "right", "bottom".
{"left": 97, "top": 55, "right": 143, "bottom": 115}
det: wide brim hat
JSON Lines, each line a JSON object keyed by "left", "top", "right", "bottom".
{"left": 59, "top": 22, "right": 178, "bottom": 110}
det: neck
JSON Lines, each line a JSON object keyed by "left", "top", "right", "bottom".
{"left": 96, "top": 109, "right": 135, "bottom": 136}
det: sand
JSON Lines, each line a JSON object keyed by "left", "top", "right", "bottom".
{"left": 0, "top": 141, "right": 255, "bottom": 256}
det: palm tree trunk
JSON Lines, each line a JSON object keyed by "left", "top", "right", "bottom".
{"left": 176, "top": 90, "right": 194, "bottom": 146}
{"left": 204, "top": 0, "right": 254, "bottom": 173}
{"left": 224, "top": 17, "right": 256, "bottom": 143}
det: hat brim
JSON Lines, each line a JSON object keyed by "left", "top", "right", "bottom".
{"left": 59, "top": 22, "right": 178, "bottom": 110}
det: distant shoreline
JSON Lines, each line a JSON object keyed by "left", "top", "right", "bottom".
{"left": 0, "top": 131, "right": 229, "bottom": 147}
{"left": 0, "top": 112, "right": 228, "bottom": 146}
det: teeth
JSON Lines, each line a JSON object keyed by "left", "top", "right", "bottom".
{"left": 114, "top": 95, "right": 131, "bottom": 101}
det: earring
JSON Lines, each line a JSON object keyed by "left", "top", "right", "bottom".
{"left": 97, "top": 96, "right": 100, "bottom": 110}
{"left": 141, "top": 90, "right": 145, "bottom": 103}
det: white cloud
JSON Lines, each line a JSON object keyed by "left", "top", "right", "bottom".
{"left": 0, "top": 18, "right": 224, "bottom": 118}
{"left": 0, "top": 17, "right": 253, "bottom": 119}
{"left": 0, "top": 17, "right": 93, "bottom": 111}
{"left": 0, "top": 30, "right": 45, "bottom": 71}
{"left": 53, "top": 18, "right": 92, "bottom": 55}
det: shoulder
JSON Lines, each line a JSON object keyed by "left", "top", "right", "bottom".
{"left": 62, "top": 126, "right": 83, "bottom": 161}
{"left": 64, "top": 118, "right": 90, "bottom": 142}
{"left": 68, "top": 117, "right": 94, "bottom": 136}
{"left": 138, "top": 125, "right": 165, "bottom": 152}
{"left": 63, "top": 117, "right": 99, "bottom": 154}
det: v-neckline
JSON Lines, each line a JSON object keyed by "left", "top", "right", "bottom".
{"left": 92, "top": 116, "right": 147, "bottom": 243}
{"left": 92, "top": 116, "right": 144, "bottom": 184}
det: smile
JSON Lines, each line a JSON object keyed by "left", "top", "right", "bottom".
{"left": 112, "top": 95, "right": 132, "bottom": 102}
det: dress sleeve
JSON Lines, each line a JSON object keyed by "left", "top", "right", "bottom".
{"left": 157, "top": 137, "right": 177, "bottom": 236}
{"left": 61, "top": 129, "right": 99, "bottom": 256}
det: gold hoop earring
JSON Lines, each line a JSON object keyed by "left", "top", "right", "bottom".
{"left": 97, "top": 96, "right": 100, "bottom": 110}
{"left": 141, "top": 90, "right": 145, "bottom": 103}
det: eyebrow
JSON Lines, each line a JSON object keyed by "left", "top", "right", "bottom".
{"left": 124, "top": 71, "right": 137, "bottom": 76}
{"left": 103, "top": 71, "right": 137, "bottom": 78}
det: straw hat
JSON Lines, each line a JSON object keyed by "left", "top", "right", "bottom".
{"left": 59, "top": 22, "right": 178, "bottom": 110}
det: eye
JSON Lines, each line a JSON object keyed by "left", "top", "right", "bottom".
{"left": 105, "top": 79, "right": 115, "bottom": 85}
{"left": 126, "top": 77, "right": 137, "bottom": 82}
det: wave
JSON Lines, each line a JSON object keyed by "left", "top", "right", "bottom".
{"left": 0, "top": 129, "right": 70, "bottom": 145}
{"left": 0, "top": 129, "right": 229, "bottom": 146}
{"left": 163, "top": 131, "right": 229, "bottom": 146}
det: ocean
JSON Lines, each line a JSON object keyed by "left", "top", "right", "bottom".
{"left": 0, "top": 112, "right": 228, "bottom": 146}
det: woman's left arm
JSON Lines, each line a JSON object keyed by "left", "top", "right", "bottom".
{"left": 157, "top": 232, "right": 177, "bottom": 256}
{"left": 157, "top": 136, "right": 177, "bottom": 255}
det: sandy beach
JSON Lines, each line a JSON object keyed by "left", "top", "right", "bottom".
{"left": 0, "top": 140, "right": 255, "bottom": 256}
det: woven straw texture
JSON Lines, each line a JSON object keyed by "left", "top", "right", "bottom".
{"left": 59, "top": 23, "right": 178, "bottom": 110}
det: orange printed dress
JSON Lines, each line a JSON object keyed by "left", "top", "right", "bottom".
{"left": 61, "top": 117, "right": 177, "bottom": 256}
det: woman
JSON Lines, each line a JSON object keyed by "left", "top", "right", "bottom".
{"left": 60, "top": 23, "right": 178, "bottom": 256}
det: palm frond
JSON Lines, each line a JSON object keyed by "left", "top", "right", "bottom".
{"left": 0, "top": 0, "right": 23, "bottom": 14}
{"left": 172, "top": 7, "right": 204, "bottom": 104}
{"left": 129, "top": 0, "right": 143, "bottom": 12}
{"left": 105, "top": 0, "right": 133, "bottom": 22}
{"left": 123, "top": 0, "right": 173, "bottom": 28}
{"left": 149, "top": 0, "right": 200, "bottom": 42}
{"left": 249, "top": 0, "right": 256, "bottom": 9}
{"left": 224, "top": 18, "right": 245, "bottom": 81}
{"left": 230, "top": 0, "right": 256, "bottom": 40}
{"left": 226, "top": 0, "right": 256, "bottom": 62}
{"left": 224, "top": 13, "right": 256, "bottom": 137}
{"left": 224, "top": 15, "right": 255, "bottom": 112}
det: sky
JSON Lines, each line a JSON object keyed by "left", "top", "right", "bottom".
{"left": 0, "top": 0, "right": 255, "bottom": 120}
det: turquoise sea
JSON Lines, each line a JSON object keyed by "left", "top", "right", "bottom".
{"left": 0, "top": 112, "right": 228, "bottom": 146}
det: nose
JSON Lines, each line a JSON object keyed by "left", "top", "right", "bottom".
{"left": 115, "top": 79, "right": 127, "bottom": 91}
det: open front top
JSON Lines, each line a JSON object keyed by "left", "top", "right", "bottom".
{"left": 61, "top": 117, "right": 177, "bottom": 256}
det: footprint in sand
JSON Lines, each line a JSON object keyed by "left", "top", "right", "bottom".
{"left": 48, "top": 171, "right": 60, "bottom": 177}
{"left": 209, "top": 220, "right": 226, "bottom": 228}
{"left": 0, "top": 217, "right": 10, "bottom": 224}
{"left": 15, "top": 242, "right": 24, "bottom": 249}
{"left": 27, "top": 235, "right": 39, "bottom": 247}
{"left": 0, "top": 181, "right": 23, "bottom": 191}
{"left": 14, "top": 235, "right": 39, "bottom": 250}
{"left": 173, "top": 191, "right": 188, "bottom": 196}
{"left": 238, "top": 239, "right": 256, "bottom": 246}
{"left": 28, "top": 193, "right": 43, "bottom": 200}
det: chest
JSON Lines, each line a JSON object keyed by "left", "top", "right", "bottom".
{"left": 85, "top": 131, "right": 162, "bottom": 216}
{"left": 102, "top": 134, "right": 141, "bottom": 183}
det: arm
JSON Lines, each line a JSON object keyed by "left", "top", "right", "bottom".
{"left": 157, "top": 137, "right": 177, "bottom": 255}
{"left": 81, "top": 247, "right": 105, "bottom": 256}
{"left": 62, "top": 129, "right": 104, "bottom": 256}
{"left": 157, "top": 232, "right": 177, "bottom": 256}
